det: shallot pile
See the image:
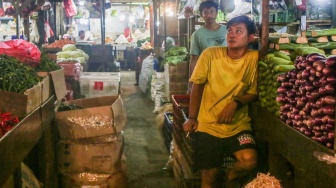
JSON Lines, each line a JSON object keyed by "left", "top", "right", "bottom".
{"left": 244, "top": 173, "right": 282, "bottom": 188}
{"left": 276, "top": 53, "right": 336, "bottom": 148}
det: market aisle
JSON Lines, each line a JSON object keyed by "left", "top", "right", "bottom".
{"left": 119, "top": 71, "right": 176, "bottom": 188}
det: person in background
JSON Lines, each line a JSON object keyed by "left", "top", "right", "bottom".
{"left": 188, "top": 0, "right": 227, "bottom": 93}
{"left": 78, "top": 30, "right": 85, "bottom": 40}
{"left": 183, "top": 15, "right": 259, "bottom": 188}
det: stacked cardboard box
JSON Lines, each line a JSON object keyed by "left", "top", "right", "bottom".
{"left": 55, "top": 96, "right": 128, "bottom": 187}
{"left": 164, "top": 61, "right": 189, "bottom": 101}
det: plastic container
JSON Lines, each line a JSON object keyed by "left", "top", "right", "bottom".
{"left": 79, "top": 72, "right": 120, "bottom": 98}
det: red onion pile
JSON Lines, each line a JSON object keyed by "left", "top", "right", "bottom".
{"left": 277, "top": 53, "right": 336, "bottom": 148}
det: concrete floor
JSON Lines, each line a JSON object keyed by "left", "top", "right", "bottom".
{"left": 119, "top": 71, "right": 176, "bottom": 188}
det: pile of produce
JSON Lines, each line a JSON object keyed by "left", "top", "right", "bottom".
{"left": 35, "top": 52, "right": 61, "bottom": 72}
{"left": 0, "top": 111, "right": 20, "bottom": 138}
{"left": 258, "top": 51, "right": 295, "bottom": 116}
{"left": 56, "top": 44, "right": 89, "bottom": 67}
{"left": 164, "top": 46, "right": 188, "bottom": 65}
{"left": 44, "top": 39, "right": 76, "bottom": 49}
{"left": 276, "top": 51, "right": 335, "bottom": 148}
{"left": 244, "top": 173, "right": 282, "bottom": 188}
{"left": 0, "top": 54, "right": 41, "bottom": 93}
{"left": 306, "top": 28, "right": 336, "bottom": 55}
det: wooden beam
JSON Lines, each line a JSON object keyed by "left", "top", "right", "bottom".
{"left": 332, "top": 0, "right": 336, "bottom": 27}
{"left": 259, "top": 0, "right": 270, "bottom": 59}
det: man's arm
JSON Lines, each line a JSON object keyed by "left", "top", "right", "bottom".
{"left": 218, "top": 93, "right": 257, "bottom": 124}
{"left": 189, "top": 55, "right": 199, "bottom": 79}
{"left": 187, "top": 55, "right": 199, "bottom": 94}
{"left": 183, "top": 83, "right": 205, "bottom": 132}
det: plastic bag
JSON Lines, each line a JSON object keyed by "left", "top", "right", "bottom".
{"left": 63, "top": 0, "right": 77, "bottom": 17}
{"left": 269, "top": 0, "right": 288, "bottom": 12}
{"left": 44, "top": 21, "right": 54, "bottom": 42}
{"left": 178, "top": 0, "right": 197, "bottom": 19}
{"left": 30, "top": 20, "right": 40, "bottom": 44}
{"left": 0, "top": 39, "right": 41, "bottom": 66}
{"left": 226, "top": 2, "right": 252, "bottom": 21}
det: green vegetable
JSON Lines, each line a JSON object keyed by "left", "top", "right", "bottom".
{"left": 269, "top": 37, "right": 290, "bottom": 44}
{"left": 307, "top": 36, "right": 329, "bottom": 43}
{"left": 311, "top": 28, "right": 336, "bottom": 37}
{"left": 310, "top": 42, "right": 336, "bottom": 50}
{"left": 275, "top": 43, "right": 309, "bottom": 50}
{"left": 274, "top": 51, "right": 291, "bottom": 61}
{"left": 294, "top": 46, "right": 325, "bottom": 55}
{"left": 35, "top": 52, "right": 61, "bottom": 72}
{"left": 290, "top": 36, "right": 308, "bottom": 44}
{"left": 0, "top": 54, "right": 41, "bottom": 93}
{"left": 273, "top": 64, "right": 295, "bottom": 72}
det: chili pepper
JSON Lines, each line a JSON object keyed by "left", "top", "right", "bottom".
{"left": 0, "top": 111, "right": 20, "bottom": 139}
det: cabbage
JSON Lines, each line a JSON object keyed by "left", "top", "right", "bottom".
{"left": 76, "top": 49, "right": 85, "bottom": 53}
{"left": 76, "top": 57, "right": 86, "bottom": 64}
{"left": 56, "top": 51, "right": 71, "bottom": 58}
{"left": 82, "top": 53, "right": 89, "bottom": 61}
{"left": 70, "top": 51, "right": 84, "bottom": 58}
{"left": 62, "top": 44, "right": 77, "bottom": 51}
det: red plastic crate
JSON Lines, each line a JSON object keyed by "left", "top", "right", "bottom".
{"left": 172, "top": 94, "right": 190, "bottom": 109}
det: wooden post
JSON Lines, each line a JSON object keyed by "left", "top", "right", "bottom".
{"left": 332, "top": 0, "right": 336, "bottom": 27}
{"left": 259, "top": 0, "right": 270, "bottom": 59}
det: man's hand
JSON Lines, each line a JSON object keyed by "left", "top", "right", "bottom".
{"left": 183, "top": 119, "right": 198, "bottom": 133}
{"left": 217, "top": 101, "right": 238, "bottom": 124}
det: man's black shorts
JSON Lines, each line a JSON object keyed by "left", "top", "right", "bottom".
{"left": 194, "top": 130, "right": 257, "bottom": 170}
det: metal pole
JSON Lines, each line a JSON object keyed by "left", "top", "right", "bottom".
{"left": 100, "top": 0, "right": 106, "bottom": 46}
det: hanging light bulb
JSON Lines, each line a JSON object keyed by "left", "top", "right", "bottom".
{"left": 119, "top": 14, "right": 126, "bottom": 21}
{"left": 79, "top": 0, "right": 85, "bottom": 6}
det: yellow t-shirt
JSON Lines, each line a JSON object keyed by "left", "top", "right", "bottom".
{"left": 190, "top": 46, "right": 259, "bottom": 138}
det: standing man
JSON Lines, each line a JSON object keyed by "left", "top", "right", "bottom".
{"left": 183, "top": 15, "right": 258, "bottom": 188}
{"left": 188, "top": 0, "right": 227, "bottom": 93}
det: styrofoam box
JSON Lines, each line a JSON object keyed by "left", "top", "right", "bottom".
{"left": 80, "top": 72, "right": 120, "bottom": 98}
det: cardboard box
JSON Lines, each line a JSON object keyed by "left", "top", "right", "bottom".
{"left": 57, "top": 134, "right": 123, "bottom": 173}
{"left": 0, "top": 108, "right": 42, "bottom": 186}
{"left": 56, "top": 96, "right": 127, "bottom": 140}
{"left": 0, "top": 83, "right": 42, "bottom": 117}
{"left": 38, "top": 69, "right": 67, "bottom": 103}
{"left": 41, "top": 76, "right": 53, "bottom": 103}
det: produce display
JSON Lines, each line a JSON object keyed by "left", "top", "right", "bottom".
{"left": 0, "top": 111, "right": 20, "bottom": 139}
{"left": 56, "top": 44, "right": 89, "bottom": 64}
{"left": 276, "top": 52, "right": 335, "bottom": 148}
{"left": 258, "top": 51, "right": 295, "bottom": 116}
{"left": 43, "top": 39, "right": 76, "bottom": 49}
{"left": 35, "top": 52, "right": 61, "bottom": 72}
{"left": 0, "top": 54, "right": 41, "bottom": 93}
{"left": 163, "top": 46, "right": 188, "bottom": 65}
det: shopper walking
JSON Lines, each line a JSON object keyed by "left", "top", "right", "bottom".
{"left": 188, "top": 0, "right": 227, "bottom": 93}
{"left": 183, "top": 15, "right": 259, "bottom": 188}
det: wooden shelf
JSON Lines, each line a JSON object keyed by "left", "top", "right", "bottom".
{"left": 269, "top": 20, "right": 332, "bottom": 26}
{"left": 252, "top": 104, "right": 336, "bottom": 187}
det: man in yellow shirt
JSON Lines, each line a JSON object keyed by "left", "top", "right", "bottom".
{"left": 183, "top": 15, "right": 258, "bottom": 188}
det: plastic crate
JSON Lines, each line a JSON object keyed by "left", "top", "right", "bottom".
{"left": 79, "top": 72, "right": 120, "bottom": 98}
{"left": 172, "top": 95, "right": 190, "bottom": 109}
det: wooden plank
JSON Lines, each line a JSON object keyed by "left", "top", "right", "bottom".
{"left": 252, "top": 105, "right": 336, "bottom": 188}
{"left": 0, "top": 107, "right": 42, "bottom": 187}
{"left": 41, "top": 96, "right": 56, "bottom": 131}
{"left": 259, "top": 0, "right": 270, "bottom": 59}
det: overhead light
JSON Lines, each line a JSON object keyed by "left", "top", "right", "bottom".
{"left": 119, "top": 14, "right": 126, "bottom": 21}
{"left": 129, "top": 15, "right": 135, "bottom": 23}
{"left": 79, "top": 0, "right": 85, "bottom": 6}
